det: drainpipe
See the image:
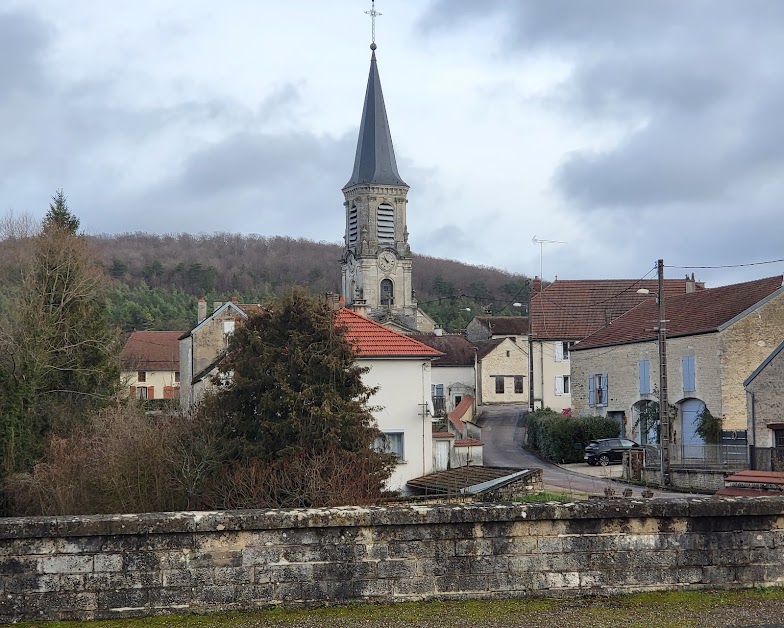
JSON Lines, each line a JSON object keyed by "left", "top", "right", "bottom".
{"left": 473, "top": 347, "right": 479, "bottom": 411}
{"left": 421, "top": 361, "right": 430, "bottom": 476}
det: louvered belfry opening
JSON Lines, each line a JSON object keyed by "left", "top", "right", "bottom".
{"left": 348, "top": 205, "right": 358, "bottom": 244}
{"left": 376, "top": 203, "right": 395, "bottom": 243}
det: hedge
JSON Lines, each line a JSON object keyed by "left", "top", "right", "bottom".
{"left": 525, "top": 408, "right": 620, "bottom": 463}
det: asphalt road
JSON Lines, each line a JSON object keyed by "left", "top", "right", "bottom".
{"left": 476, "top": 404, "right": 691, "bottom": 498}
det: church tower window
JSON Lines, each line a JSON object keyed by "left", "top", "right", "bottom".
{"left": 377, "top": 203, "right": 395, "bottom": 244}
{"left": 380, "top": 279, "right": 394, "bottom": 306}
{"left": 348, "top": 205, "right": 358, "bottom": 244}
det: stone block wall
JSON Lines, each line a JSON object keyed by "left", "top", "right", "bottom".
{"left": 4, "top": 499, "right": 784, "bottom": 623}
{"left": 641, "top": 468, "right": 731, "bottom": 493}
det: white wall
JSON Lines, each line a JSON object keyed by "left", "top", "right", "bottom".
{"left": 361, "top": 358, "right": 434, "bottom": 493}
{"left": 431, "top": 365, "right": 476, "bottom": 412}
{"left": 532, "top": 340, "right": 573, "bottom": 412}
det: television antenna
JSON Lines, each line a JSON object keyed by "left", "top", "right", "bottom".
{"left": 532, "top": 236, "right": 567, "bottom": 282}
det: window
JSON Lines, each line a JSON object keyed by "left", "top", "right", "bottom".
{"left": 555, "top": 375, "right": 570, "bottom": 395}
{"left": 136, "top": 386, "right": 148, "bottom": 400}
{"left": 376, "top": 203, "right": 395, "bottom": 243}
{"left": 380, "top": 279, "right": 394, "bottom": 306}
{"left": 375, "top": 432, "right": 404, "bottom": 460}
{"left": 638, "top": 359, "right": 651, "bottom": 395}
{"left": 588, "top": 373, "right": 608, "bottom": 407}
{"left": 137, "top": 371, "right": 146, "bottom": 382}
{"left": 514, "top": 375, "right": 524, "bottom": 394}
{"left": 432, "top": 384, "right": 444, "bottom": 397}
{"left": 495, "top": 376, "right": 505, "bottom": 394}
{"left": 682, "top": 355, "right": 696, "bottom": 392}
{"left": 174, "top": 371, "right": 180, "bottom": 383}
{"left": 506, "top": 351, "right": 510, "bottom": 357}
{"left": 775, "top": 429, "right": 784, "bottom": 449}
{"left": 224, "top": 320, "right": 235, "bottom": 335}
{"left": 554, "top": 341, "right": 572, "bottom": 362}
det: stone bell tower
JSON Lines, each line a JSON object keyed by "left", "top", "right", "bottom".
{"left": 341, "top": 42, "right": 418, "bottom": 327}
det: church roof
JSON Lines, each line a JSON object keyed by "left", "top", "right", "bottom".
{"left": 344, "top": 50, "right": 407, "bottom": 189}
{"left": 336, "top": 308, "right": 441, "bottom": 358}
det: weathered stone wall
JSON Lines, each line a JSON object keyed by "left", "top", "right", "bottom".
{"left": 722, "top": 291, "right": 784, "bottom": 432}
{"left": 641, "top": 468, "right": 731, "bottom": 493}
{"left": 478, "top": 338, "right": 528, "bottom": 404}
{"left": 747, "top": 342, "right": 784, "bottom": 447}
{"left": 4, "top": 499, "right": 784, "bottom": 623}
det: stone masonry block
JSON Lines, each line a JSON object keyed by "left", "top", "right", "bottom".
{"left": 93, "top": 553, "right": 123, "bottom": 572}
{"left": 41, "top": 555, "right": 93, "bottom": 574}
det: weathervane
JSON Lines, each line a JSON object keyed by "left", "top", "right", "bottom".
{"left": 365, "top": 0, "right": 381, "bottom": 49}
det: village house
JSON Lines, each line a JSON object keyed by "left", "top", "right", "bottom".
{"left": 120, "top": 330, "right": 182, "bottom": 400}
{"left": 529, "top": 276, "right": 698, "bottom": 413}
{"left": 475, "top": 337, "right": 529, "bottom": 405}
{"left": 570, "top": 276, "right": 784, "bottom": 459}
{"left": 745, "top": 339, "right": 784, "bottom": 450}
{"left": 178, "top": 298, "right": 443, "bottom": 493}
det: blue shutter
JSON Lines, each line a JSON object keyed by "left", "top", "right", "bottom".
{"left": 683, "top": 356, "right": 695, "bottom": 392}
{"left": 600, "top": 373, "right": 608, "bottom": 406}
{"left": 588, "top": 376, "right": 595, "bottom": 407}
{"left": 639, "top": 359, "right": 651, "bottom": 395}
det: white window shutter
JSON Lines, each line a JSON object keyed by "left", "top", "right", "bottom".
{"left": 555, "top": 376, "right": 564, "bottom": 396}
{"left": 554, "top": 341, "right": 563, "bottom": 362}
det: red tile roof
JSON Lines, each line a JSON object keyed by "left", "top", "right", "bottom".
{"left": 472, "top": 316, "right": 529, "bottom": 336}
{"left": 120, "top": 331, "right": 182, "bottom": 370}
{"left": 530, "top": 278, "right": 694, "bottom": 340}
{"left": 409, "top": 333, "right": 477, "bottom": 366}
{"left": 574, "top": 276, "right": 783, "bottom": 351}
{"left": 432, "top": 431, "right": 455, "bottom": 440}
{"left": 335, "top": 308, "right": 443, "bottom": 358}
{"left": 448, "top": 395, "right": 474, "bottom": 433}
{"left": 453, "top": 438, "right": 484, "bottom": 447}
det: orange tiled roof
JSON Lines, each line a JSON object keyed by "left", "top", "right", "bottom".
{"left": 335, "top": 308, "right": 443, "bottom": 358}
{"left": 530, "top": 278, "right": 694, "bottom": 340}
{"left": 432, "top": 431, "right": 455, "bottom": 440}
{"left": 120, "top": 331, "right": 182, "bottom": 370}
{"left": 574, "top": 276, "right": 783, "bottom": 351}
{"left": 453, "top": 438, "right": 484, "bottom": 447}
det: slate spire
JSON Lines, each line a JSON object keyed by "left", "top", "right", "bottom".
{"left": 344, "top": 45, "right": 407, "bottom": 189}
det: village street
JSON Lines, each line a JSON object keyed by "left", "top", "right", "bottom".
{"left": 476, "top": 404, "right": 692, "bottom": 498}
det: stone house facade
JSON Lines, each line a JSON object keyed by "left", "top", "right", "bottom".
{"left": 571, "top": 276, "right": 784, "bottom": 453}
{"left": 745, "top": 340, "right": 784, "bottom": 448}
{"left": 476, "top": 337, "right": 529, "bottom": 405}
{"left": 529, "top": 276, "right": 695, "bottom": 413}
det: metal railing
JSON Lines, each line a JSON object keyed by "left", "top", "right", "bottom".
{"left": 643, "top": 444, "right": 749, "bottom": 470}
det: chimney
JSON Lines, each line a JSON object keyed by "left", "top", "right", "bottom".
{"left": 213, "top": 301, "right": 223, "bottom": 312}
{"left": 532, "top": 276, "right": 542, "bottom": 293}
{"left": 686, "top": 273, "right": 696, "bottom": 294}
{"left": 351, "top": 303, "right": 369, "bottom": 317}
{"left": 434, "top": 326, "right": 443, "bottom": 336}
{"left": 325, "top": 292, "right": 342, "bottom": 311}
{"left": 231, "top": 296, "right": 238, "bottom": 304}
{"left": 197, "top": 297, "right": 207, "bottom": 323}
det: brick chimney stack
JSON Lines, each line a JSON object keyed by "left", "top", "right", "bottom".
{"left": 686, "top": 273, "right": 696, "bottom": 293}
{"left": 532, "top": 276, "right": 542, "bottom": 293}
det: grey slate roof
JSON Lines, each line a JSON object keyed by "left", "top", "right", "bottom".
{"left": 344, "top": 51, "right": 407, "bottom": 189}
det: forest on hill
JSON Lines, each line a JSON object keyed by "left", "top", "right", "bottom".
{"left": 94, "top": 233, "right": 530, "bottom": 333}
{"left": 1, "top": 230, "right": 530, "bottom": 333}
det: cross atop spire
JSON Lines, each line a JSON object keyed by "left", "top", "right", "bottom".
{"left": 365, "top": 0, "right": 381, "bottom": 48}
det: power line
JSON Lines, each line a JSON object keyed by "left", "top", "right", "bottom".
{"left": 667, "top": 258, "right": 784, "bottom": 270}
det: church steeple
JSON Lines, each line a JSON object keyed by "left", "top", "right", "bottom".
{"left": 343, "top": 46, "right": 407, "bottom": 190}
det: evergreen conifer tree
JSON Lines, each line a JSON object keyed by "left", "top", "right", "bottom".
{"left": 43, "top": 189, "right": 80, "bottom": 234}
{"left": 210, "top": 290, "right": 388, "bottom": 466}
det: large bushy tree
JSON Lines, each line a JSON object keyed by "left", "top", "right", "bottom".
{"left": 210, "top": 289, "right": 388, "bottom": 464}
{"left": 0, "top": 194, "right": 119, "bottom": 479}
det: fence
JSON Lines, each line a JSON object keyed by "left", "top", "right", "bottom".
{"left": 643, "top": 444, "right": 749, "bottom": 470}
{"left": 750, "top": 447, "right": 784, "bottom": 472}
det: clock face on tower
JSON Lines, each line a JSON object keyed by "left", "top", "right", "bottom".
{"left": 378, "top": 250, "right": 396, "bottom": 272}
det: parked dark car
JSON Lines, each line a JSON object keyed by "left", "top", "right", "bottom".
{"left": 584, "top": 438, "right": 640, "bottom": 466}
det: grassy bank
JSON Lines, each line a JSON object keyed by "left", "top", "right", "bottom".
{"left": 15, "top": 588, "right": 784, "bottom": 628}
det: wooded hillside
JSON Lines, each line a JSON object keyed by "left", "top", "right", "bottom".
{"left": 4, "top": 232, "right": 530, "bottom": 332}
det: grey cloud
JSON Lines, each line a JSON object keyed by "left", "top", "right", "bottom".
{"left": 0, "top": 10, "right": 49, "bottom": 96}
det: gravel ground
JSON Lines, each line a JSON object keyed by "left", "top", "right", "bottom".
{"left": 17, "top": 590, "right": 784, "bottom": 628}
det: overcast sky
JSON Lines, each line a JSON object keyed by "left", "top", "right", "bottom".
{"left": 2, "top": 1, "right": 783, "bottom": 287}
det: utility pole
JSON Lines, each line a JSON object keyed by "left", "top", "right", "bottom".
{"left": 657, "top": 259, "right": 670, "bottom": 487}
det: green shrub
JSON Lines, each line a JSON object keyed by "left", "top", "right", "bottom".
{"left": 525, "top": 410, "right": 620, "bottom": 463}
